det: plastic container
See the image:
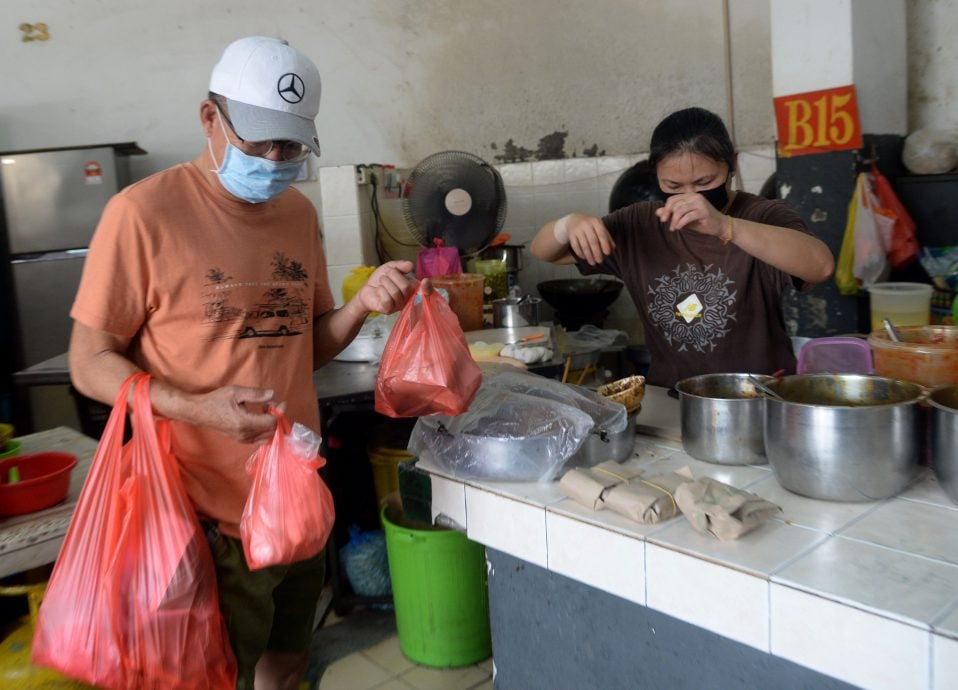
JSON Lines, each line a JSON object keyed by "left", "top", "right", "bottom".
{"left": 868, "top": 282, "right": 933, "bottom": 333}
{"left": 430, "top": 273, "right": 485, "bottom": 332}
{"left": 867, "top": 325, "right": 958, "bottom": 388}
{"left": 368, "top": 444, "right": 414, "bottom": 506}
{"left": 381, "top": 503, "right": 491, "bottom": 667}
{"left": 797, "top": 336, "right": 875, "bottom": 375}
{"left": 469, "top": 259, "right": 509, "bottom": 303}
{"left": 0, "top": 451, "right": 77, "bottom": 517}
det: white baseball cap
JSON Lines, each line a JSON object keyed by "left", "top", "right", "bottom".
{"left": 209, "top": 36, "right": 321, "bottom": 156}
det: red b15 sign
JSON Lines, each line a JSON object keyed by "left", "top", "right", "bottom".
{"left": 773, "top": 84, "right": 863, "bottom": 157}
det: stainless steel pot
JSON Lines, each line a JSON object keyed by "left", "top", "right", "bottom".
{"left": 928, "top": 384, "right": 958, "bottom": 505}
{"left": 764, "top": 374, "right": 924, "bottom": 501}
{"left": 569, "top": 413, "right": 637, "bottom": 466}
{"left": 492, "top": 295, "right": 541, "bottom": 328}
{"left": 675, "top": 373, "right": 770, "bottom": 465}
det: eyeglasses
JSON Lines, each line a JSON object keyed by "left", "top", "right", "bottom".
{"left": 213, "top": 100, "right": 315, "bottom": 162}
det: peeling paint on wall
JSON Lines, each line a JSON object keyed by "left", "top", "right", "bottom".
{"left": 492, "top": 131, "right": 608, "bottom": 163}
{"left": 780, "top": 183, "right": 792, "bottom": 199}
{"left": 811, "top": 208, "right": 828, "bottom": 223}
{"left": 811, "top": 185, "right": 823, "bottom": 193}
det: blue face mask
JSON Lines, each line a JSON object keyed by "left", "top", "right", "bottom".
{"left": 209, "top": 115, "right": 303, "bottom": 204}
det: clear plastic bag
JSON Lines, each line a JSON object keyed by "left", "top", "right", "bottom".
{"left": 408, "top": 364, "right": 626, "bottom": 482}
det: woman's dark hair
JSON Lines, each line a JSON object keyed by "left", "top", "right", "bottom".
{"left": 648, "top": 107, "right": 736, "bottom": 175}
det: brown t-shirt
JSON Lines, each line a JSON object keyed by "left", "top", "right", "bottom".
{"left": 71, "top": 150, "right": 335, "bottom": 536}
{"left": 576, "top": 192, "right": 811, "bottom": 388}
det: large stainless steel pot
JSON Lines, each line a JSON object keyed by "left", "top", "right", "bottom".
{"left": 764, "top": 374, "right": 924, "bottom": 501}
{"left": 674, "top": 373, "right": 769, "bottom": 465}
{"left": 569, "top": 413, "right": 637, "bottom": 466}
{"left": 928, "top": 384, "right": 958, "bottom": 505}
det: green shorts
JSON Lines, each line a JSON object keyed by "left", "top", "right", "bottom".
{"left": 205, "top": 524, "right": 326, "bottom": 688}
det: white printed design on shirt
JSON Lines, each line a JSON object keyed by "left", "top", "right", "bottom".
{"left": 647, "top": 263, "right": 736, "bottom": 353}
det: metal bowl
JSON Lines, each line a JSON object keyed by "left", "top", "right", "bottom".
{"left": 764, "top": 374, "right": 924, "bottom": 501}
{"left": 928, "top": 384, "right": 958, "bottom": 505}
{"left": 674, "top": 373, "right": 770, "bottom": 465}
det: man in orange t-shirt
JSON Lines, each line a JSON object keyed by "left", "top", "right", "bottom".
{"left": 69, "top": 36, "right": 417, "bottom": 689}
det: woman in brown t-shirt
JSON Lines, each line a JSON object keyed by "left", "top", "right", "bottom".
{"left": 530, "top": 107, "right": 834, "bottom": 388}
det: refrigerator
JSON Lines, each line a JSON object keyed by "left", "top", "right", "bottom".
{"left": 0, "top": 142, "right": 146, "bottom": 433}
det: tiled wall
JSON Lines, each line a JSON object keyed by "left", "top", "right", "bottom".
{"left": 314, "top": 148, "right": 777, "bottom": 319}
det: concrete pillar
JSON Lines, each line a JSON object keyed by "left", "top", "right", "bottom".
{"left": 770, "top": 0, "right": 907, "bottom": 336}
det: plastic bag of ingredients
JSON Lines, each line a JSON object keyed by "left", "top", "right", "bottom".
{"left": 408, "top": 364, "right": 625, "bottom": 482}
{"left": 241, "top": 410, "right": 335, "bottom": 570}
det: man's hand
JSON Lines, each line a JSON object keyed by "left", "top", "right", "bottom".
{"left": 355, "top": 260, "right": 419, "bottom": 314}
{"left": 185, "top": 385, "right": 282, "bottom": 445}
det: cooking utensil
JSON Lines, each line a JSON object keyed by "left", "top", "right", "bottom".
{"left": 568, "top": 413, "right": 638, "bottom": 466}
{"left": 674, "top": 373, "right": 770, "bottom": 465}
{"left": 927, "top": 384, "right": 958, "bottom": 505}
{"left": 492, "top": 294, "right": 541, "bottom": 328}
{"left": 763, "top": 374, "right": 923, "bottom": 501}
{"left": 747, "top": 374, "right": 784, "bottom": 400}
{"left": 536, "top": 278, "right": 624, "bottom": 317}
{"left": 597, "top": 375, "right": 646, "bottom": 414}
{"left": 883, "top": 318, "right": 902, "bottom": 342}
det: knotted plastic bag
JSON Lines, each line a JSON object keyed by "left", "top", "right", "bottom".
{"left": 241, "top": 409, "right": 335, "bottom": 571}
{"left": 375, "top": 283, "right": 482, "bottom": 417}
{"left": 415, "top": 238, "right": 462, "bottom": 279}
{"left": 32, "top": 373, "right": 236, "bottom": 689}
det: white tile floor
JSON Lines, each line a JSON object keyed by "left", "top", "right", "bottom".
{"left": 316, "top": 631, "right": 493, "bottom": 690}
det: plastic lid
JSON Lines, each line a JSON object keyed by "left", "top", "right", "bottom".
{"left": 797, "top": 336, "right": 875, "bottom": 375}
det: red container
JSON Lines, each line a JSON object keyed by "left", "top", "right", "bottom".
{"left": 0, "top": 451, "right": 77, "bottom": 517}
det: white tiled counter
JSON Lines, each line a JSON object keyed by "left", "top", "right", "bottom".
{"left": 415, "top": 386, "right": 958, "bottom": 690}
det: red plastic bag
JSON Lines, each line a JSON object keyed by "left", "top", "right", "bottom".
{"left": 32, "top": 373, "right": 236, "bottom": 689}
{"left": 872, "top": 167, "right": 920, "bottom": 269}
{"left": 415, "top": 238, "right": 462, "bottom": 279}
{"left": 241, "top": 409, "right": 335, "bottom": 570}
{"left": 375, "top": 283, "right": 482, "bottom": 417}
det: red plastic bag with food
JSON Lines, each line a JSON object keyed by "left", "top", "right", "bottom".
{"left": 415, "top": 238, "right": 462, "bottom": 279}
{"left": 241, "top": 409, "right": 335, "bottom": 570}
{"left": 32, "top": 373, "right": 236, "bottom": 689}
{"left": 375, "top": 283, "right": 482, "bottom": 417}
{"left": 872, "top": 167, "right": 920, "bottom": 269}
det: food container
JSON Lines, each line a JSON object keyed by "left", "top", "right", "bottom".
{"left": 569, "top": 412, "right": 638, "bottom": 466}
{"left": 674, "top": 373, "right": 770, "bottom": 465}
{"left": 764, "top": 374, "right": 923, "bottom": 501}
{"left": 597, "top": 375, "right": 646, "bottom": 414}
{"left": 491, "top": 295, "right": 541, "bottom": 328}
{"left": 0, "top": 451, "right": 78, "bottom": 516}
{"left": 867, "top": 282, "right": 933, "bottom": 332}
{"left": 927, "top": 384, "right": 958, "bottom": 505}
{"left": 431, "top": 273, "right": 485, "bottom": 332}
{"left": 867, "top": 325, "right": 958, "bottom": 388}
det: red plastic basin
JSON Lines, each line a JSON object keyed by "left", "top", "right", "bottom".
{"left": 0, "top": 451, "right": 78, "bottom": 517}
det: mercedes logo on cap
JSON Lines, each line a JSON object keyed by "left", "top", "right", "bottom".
{"left": 277, "top": 73, "right": 305, "bottom": 104}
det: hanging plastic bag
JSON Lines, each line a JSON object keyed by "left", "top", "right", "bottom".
{"left": 241, "top": 409, "right": 335, "bottom": 570}
{"left": 415, "top": 238, "right": 462, "bottom": 279}
{"left": 375, "top": 283, "right": 482, "bottom": 418}
{"left": 32, "top": 373, "right": 236, "bottom": 690}
{"left": 871, "top": 167, "right": 920, "bottom": 269}
{"left": 836, "top": 173, "right": 894, "bottom": 294}
{"left": 835, "top": 182, "right": 859, "bottom": 296}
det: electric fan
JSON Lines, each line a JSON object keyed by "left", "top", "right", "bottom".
{"left": 401, "top": 150, "right": 507, "bottom": 256}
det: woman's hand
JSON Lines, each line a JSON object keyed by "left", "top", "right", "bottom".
{"left": 564, "top": 214, "right": 616, "bottom": 266}
{"left": 655, "top": 192, "right": 726, "bottom": 237}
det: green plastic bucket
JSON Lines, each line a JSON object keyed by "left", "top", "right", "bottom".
{"left": 381, "top": 504, "right": 491, "bottom": 667}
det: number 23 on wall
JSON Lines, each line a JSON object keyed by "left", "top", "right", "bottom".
{"left": 773, "top": 85, "right": 863, "bottom": 157}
